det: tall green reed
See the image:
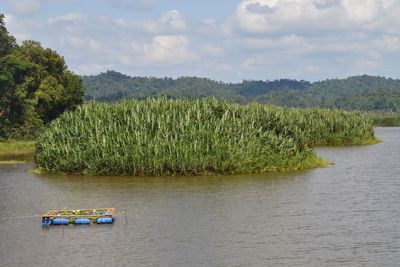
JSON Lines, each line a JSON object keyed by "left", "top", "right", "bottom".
{"left": 34, "top": 98, "right": 376, "bottom": 176}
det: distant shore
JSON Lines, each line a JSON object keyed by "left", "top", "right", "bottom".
{"left": 0, "top": 141, "right": 35, "bottom": 163}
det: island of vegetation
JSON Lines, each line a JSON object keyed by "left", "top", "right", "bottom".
{"left": 35, "top": 98, "right": 377, "bottom": 176}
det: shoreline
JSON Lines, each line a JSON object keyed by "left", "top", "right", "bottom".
{"left": 0, "top": 141, "right": 35, "bottom": 163}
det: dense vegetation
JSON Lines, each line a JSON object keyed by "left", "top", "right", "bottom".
{"left": 371, "top": 113, "right": 400, "bottom": 127}
{"left": 0, "top": 14, "right": 84, "bottom": 140}
{"left": 83, "top": 71, "right": 400, "bottom": 113}
{"left": 35, "top": 99, "right": 376, "bottom": 176}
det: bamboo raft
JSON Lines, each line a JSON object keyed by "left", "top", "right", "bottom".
{"left": 42, "top": 208, "right": 116, "bottom": 225}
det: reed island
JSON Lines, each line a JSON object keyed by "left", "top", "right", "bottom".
{"left": 34, "top": 98, "right": 377, "bottom": 176}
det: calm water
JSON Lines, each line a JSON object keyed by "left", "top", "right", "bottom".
{"left": 1, "top": 128, "right": 400, "bottom": 266}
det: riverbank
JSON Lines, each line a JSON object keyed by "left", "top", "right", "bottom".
{"left": 0, "top": 141, "right": 35, "bottom": 163}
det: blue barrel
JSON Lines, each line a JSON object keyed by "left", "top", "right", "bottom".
{"left": 42, "top": 218, "right": 52, "bottom": 225}
{"left": 74, "top": 218, "right": 91, "bottom": 224}
{"left": 96, "top": 217, "right": 113, "bottom": 224}
{"left": 53, "top": 218, "right": 69, "bottom": 225}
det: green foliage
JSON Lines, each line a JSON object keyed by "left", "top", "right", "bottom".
{"left": 0, "top": 15, "right": 84, "bottom": 139}
{"left": 257, "top": 75, "right": 400, "bottom": 112}
{"left": 35, "top": 99, "right": 376, "bottom": 176}
{"left": 0, "top": 14, "right": 16, "bottom": 57}
{"left": 35, "top": 75, "right": 64, "bottom": 122}
{"left": 83, "top": 71, "right": 400, "bottom": 113}
{"left": 371, "top": 113, "right": 400, "bottom": 126}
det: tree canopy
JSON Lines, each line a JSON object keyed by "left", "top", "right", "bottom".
{"left": 83, "top": 71, "right": 400, "bottom": 113}
{"left": 0, "top": 14, "right": 84, "bottom": 139}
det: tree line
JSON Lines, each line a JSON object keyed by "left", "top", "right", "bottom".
{"left": 83, "top": 71, "right": 400, "bottom": 113}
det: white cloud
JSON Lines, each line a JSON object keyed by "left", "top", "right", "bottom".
{"left": 352, "top": 59, "right": 380, "bottom": 72}
{"left": 60, "top": 35, "right": 103, "bottom": 51}
{"left": 114, "top": 18, "right": 128, "bottom": 27}
{"left": 142, "top": 35, "right": 197, "bottom": 64}
{"left": 376, "top": 36, "right": 400, "bottom": 53}
{"left": 368, "top": 1, "right": 400, "bottom": 34}
{"left": 107, "top": 0, "right": 155, "bottom": 9}
{"left": 6, "top": 0, "right": 41, "bottom": 15}
{"left": 203, "top": 18, "right": 217, "bottom": 27}
{"left": 342, "top": 0, "right": 383, "bottom": 23}
{"left": 60, "top": 35, "right": 85, "bottom": 48}
{"left": 232, "top": 0, "right": 395, "bottom": 34}
{"left": 141, "top": 10, "right": 187, "bottom": 34}
{"left": 199, "top": 18, "right": 217, "bottom": 32}
{"left": 233, "top": 0, "right": 324, "bottom": 34}
{"left": 3, "top": 14, "right": 34, "bottom": 42}
{"left": 242, "top": 58, "right": 257, "bottom": 69}
{"left": 201, "top": 44, "right": 224, "bottom": 57}
{"left": 76, "top": 63, "right": 114, "bottom": 75}
{"left": 245, "top": 34, "right": 308, "bottom": 49}
{"left": 48, "top": 13, "right": 86, "bottom": 24}
{"left": 305, "top": 65, "right": 320, "bottom": 73}
{"left": 3, "top": 14, "right": 13, "bottom": 26}
{"left": 88, "top": 39, "right": 102, "bottom": 50}
{"left": 4, "top": 1, "right": 400, "bottom": 81}
{"left": 220, "top": 63, "right": 234, "bottom": 72}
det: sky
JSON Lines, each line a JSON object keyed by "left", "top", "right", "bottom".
{"left": 1, "top": 0, "right": 399, "bottom": 82}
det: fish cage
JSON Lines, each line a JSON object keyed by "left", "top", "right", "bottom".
{"left": 42, "top": 208, "right": 116, "bottom": 225}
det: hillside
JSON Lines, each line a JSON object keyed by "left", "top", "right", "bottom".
{"left": 82, "top": 71, "right": 400, "bottom": 112}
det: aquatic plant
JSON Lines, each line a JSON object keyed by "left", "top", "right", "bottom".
{"left": 34, "top": 98, "right": 376, "bottom": 176}
{"left": 371, "top": 113, "right": 400, "bottom": 127}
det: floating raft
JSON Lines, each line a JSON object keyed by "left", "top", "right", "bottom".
{"left": 42, "top": 208, "right": 116, "bottom": 225}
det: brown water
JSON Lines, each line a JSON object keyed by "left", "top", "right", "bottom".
{"left": 1, "top": 128, "right": 400, "bottom": 266}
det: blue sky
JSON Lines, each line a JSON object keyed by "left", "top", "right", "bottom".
{"left": 1, "top": 0, "right": 399, "bottom": 81}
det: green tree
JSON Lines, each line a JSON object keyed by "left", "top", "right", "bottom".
{"left": 0, "top": 14, "right": 16, "bottom": 57}
{"left": 35, "top": 75, "right": 64, "bottom": 122}
{"left": 0, "top": 14, "right": 83, "bottom": 139}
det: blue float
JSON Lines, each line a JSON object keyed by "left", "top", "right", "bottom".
{"left": 74, "top": 218, "right": 91, "bottom": 224}
{"left": 42, "top": 218, "right": 52, "bottom": 225}
{"left": 53, "top": 218, "right": 69, "bottom": 225}
{"left": 96, "top": 217, "right": 113, "bottom": 224}
{"left": 41, "top": 208, "right": 116, "bottom": 225}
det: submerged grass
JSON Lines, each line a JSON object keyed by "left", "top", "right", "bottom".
{"left": 35, "top": 98, "right": 376, "bottom": 176}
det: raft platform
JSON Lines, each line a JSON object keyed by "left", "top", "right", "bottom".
{"left": 42, "top": 208, "right": 116, "bottom": 225}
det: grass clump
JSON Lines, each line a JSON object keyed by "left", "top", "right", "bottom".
{"left": 35, "top": 98, "right": 376, "bottom": 176}
{"left": 371, "top": 113, "right": 400, "bottom": 127}
{"left": 269, "top": 107, "right": 378, "bottom": 146}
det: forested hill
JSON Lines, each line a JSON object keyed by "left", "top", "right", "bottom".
{"left": 82, "top": 71, "right": 400, "bottom": 112}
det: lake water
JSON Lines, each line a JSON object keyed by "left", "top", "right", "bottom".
{"left": 1, "top": 128, "right": 400, "bottom": 266}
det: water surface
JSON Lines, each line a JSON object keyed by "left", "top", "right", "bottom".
{"left": 1, "top": 128, "right": 400, "bottom": 266}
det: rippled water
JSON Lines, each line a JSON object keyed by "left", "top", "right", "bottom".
{"left": 1, "top": 128, "right": 400, "bottom": 266}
